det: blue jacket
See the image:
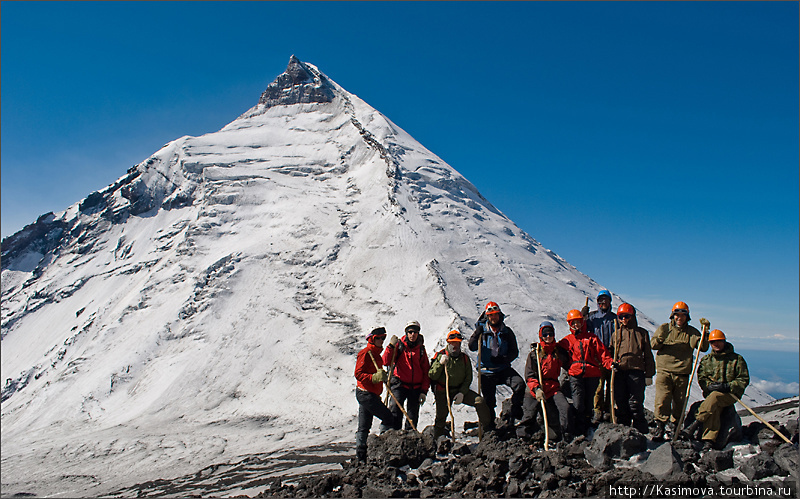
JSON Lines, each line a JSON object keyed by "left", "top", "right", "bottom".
{"left": 468, "top": 315, "right": 519, "bottom": 374}
{"left": 586, "top": 309, "right": 617, "bottom": 350}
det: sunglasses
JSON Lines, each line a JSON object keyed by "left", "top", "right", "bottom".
{"left": 618, "top": 314, "right": 633, "bottom": 320}
{"left": 486, "top": 306, "right": 500, "bottom": 313}
{"left": 541, "top": 330, "right": 555, "bottom": 337}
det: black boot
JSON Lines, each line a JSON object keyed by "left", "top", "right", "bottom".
{"left": 683, "top": 419, "right": 703, "bottom": 440}
{"left": 651, "top": 421, "right": 666, "bottom": 441}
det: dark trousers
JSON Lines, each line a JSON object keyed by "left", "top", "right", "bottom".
{"left": 613, "top": 370, "right": 648, "bottom": 433}
{"left": 480, "top": 367, "right": 526, "bottom": 419}
{"left": 518, "top": 390, "right": 573, "bottom": 438}
{"left": 569, "top": 375, "right": 601, "bottom": 433}
{"left": 356, "top": 389, "right": 396, "bottom": 460}
{"left": 381, "top": 379, "right": 421, "bottom": 431}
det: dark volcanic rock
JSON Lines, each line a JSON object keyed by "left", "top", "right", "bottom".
{"left": 741, "top": 452, "right": 783, "bottom": 480}
{"left": 585, "top": 423, "right": 648, "bottom": 465}
{"left": 258, "top": 55, "right": 335, "bottom": 109}
{"left": 773, "top": 443, "right": 800, "bottom": 480}
{"left": 700, "top": 448, "right": 734, "bottom": 472}
{"left": 367, "top": 429, "right": 436, "bottom": 468}
{"left": 642, "top": 442, "right": 683, "bottom": 480}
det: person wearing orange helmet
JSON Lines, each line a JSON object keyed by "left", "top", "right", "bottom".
{"left": 557, "top": 309, "right": 615, "bottom": 435}
{"left": 429, "top": 330, "right": 492, "bottom": 439}
{"left": 650, "top": 302, "right": 710, "bottom": 440}
{"left": 468, "top": 302, "right": 526, "bottom": 428}
{"left": 611, "top": 303, "right": 656, "bottom": 434}
{"left": 354, "top": 327, "right": 398, "bottom": 464}
{"left": 683, "top": 329, "right": 749, "bottom": 451}
{"left": 518, "top": 321, "right": 573, "bottom": 442}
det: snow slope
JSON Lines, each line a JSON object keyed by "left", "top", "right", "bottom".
{"left": 0, "top": 56, "right": 773, "bottom": 497}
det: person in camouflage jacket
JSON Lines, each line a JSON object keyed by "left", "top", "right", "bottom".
{"left": 684, "top": 329, "right": 749, "bottom": 449}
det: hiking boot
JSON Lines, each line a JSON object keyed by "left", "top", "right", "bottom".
{"left": 701, "top": 440, "right": 714, "bottom": 452}
{"left": 591, "top": 410, "right": 603, "bottom": 425}
{"left": 651, "top": 421, "right": 666, "bottom": 441}
{"left": 683, "top": 419, "right": 703, "bottom": 440}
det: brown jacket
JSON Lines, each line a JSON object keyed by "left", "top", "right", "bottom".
{"left": 614, "top": 318, "right": 656, "bottom": 377}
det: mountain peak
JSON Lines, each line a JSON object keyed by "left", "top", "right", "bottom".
{"left": 257, "top": 55, "right": 335, "bottom": 108}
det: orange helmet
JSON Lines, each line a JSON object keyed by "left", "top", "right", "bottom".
{"left": 670, "top": 301, "right": 691, "bottom": 320}
{"left": 567, "top": 309, "right": 583, "bottom": 322}
{"left": 617, "top": 303, "right": 635, "bottom": 316}
{"left": 446, "top": 330, "right": 463, "bottom": 343}
{"left": 708, "top": 329, "right": 726, "bottom": 342}
{"left": 485, "top": 302, "right": 501, "bottom": 315}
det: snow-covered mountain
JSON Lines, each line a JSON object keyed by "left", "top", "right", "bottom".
{"left": 0, "top": 56, "right": 774, "bottom": 497}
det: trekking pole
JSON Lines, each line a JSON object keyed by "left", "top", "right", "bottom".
{"left": 536, "top": 343, "right": 550, "bottom": 451}
{"left": 610, "top": 319, "right": 620, "bottom": 424}
{"left": 384, "top": 343, "right": 400, "bottom": 406}
{"left": 731, "top": 394, "right": 792, "bottom": 445}
{"left": 672, "top": 324, "right": 707, "bottom": 442}
{"left": 444, "top": 355, "right": 456, "bottom": 442}
{"left": 477, "top": 336, "right": 484, "bottom": 441}
{"left": 368, "top": 350, "right": 418, "bottom": 432}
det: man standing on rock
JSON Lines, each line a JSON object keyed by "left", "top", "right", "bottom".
{"left": 468, "top": 302, "right": 526, "bottom": 427}
{"left": 429, "top": 330, "right": 492, "bottom": 439}
{"left": 684, "top": 329, "right": 749, "bottom": 451}
{"left": 380, "top": 321, "right": 430, "bottom": 432}
{"left": 519, "top": 321, "right": 573, "bottom": 442}
{"left": 354, "top": 327, "right": 397, "bottom": 464}
{"left": 582, "top": 290, "right": 617, "bottom": 425}
{"left": 611, "top": 303, "right": 656, "bottom": 434}
{"left": 558, "top": 310, "right": 615, "bottom": 435}
{"left": 650, "top": 302, "right": 709, "bottom": 440}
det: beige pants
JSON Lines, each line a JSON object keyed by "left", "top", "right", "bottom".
{"left": 593, "top": 367, "right": 612, "bottom": 414}
{"left": 695, "top": 391, "right": 737, "bottom": 442}
{"left": 654, "top": 371, "right": 690, "bottom": 424}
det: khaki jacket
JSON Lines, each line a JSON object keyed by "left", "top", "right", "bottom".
{"left": 615, "top": 319, "right": 656, "bottom": 377}
{"left": 651, "top": 321, "right": 708, "bottom": 375}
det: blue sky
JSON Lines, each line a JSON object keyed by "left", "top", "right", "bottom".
{"left": 2, "top": 2, "right": 798, "bottom": 393}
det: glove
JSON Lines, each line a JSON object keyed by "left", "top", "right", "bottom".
{"left": 645, "top": 377, "right": 653, "bottom": 386}
{"left": 535, "top": 388, "right": 545, "bottom": 402}
{"left": 581, "top": 305, "right": 590, "bottom": 317}
{"left": 389, "top": 335, "right": 399, "bottom": 346}
{"left": 699, "top": 318, "right": 710, "bottom": 330}
{"left": 452, "top": 392, "right": 464, "bottom": 405}
{"left": 438, "top": 352, "right": 448, "bottom": 364}
{"left": 611, "top": 361, "right": 620, "bottom": 372}
{"left": 708, "top": 382, "right": 730, "bottom": 393}
{"left": 372, "top": 370, "right": 387, "bottom": 384}
{"left": 419, "top": 393, "right": 426, "bottom": 405}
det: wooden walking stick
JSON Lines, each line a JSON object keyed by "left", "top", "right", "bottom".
{"left": 610, "top": 318, "right": 620, "bottom": 424}
{"left": 536, "top": 343, "right": 550, "bottom": 451}
{"left": 477, "top": 335, "right": 484, "bottom": 441}
{"left": 672, "top": 324, "right": 707, "bottom": 442}
{"left": 732, "top": 394, "right": 792, "bottom": 445}
{"left": 368, "top": 350, "right": 418, "bottom": 432}
{"left": 384, "top": 342, "right": 400, "bottom": 405}
{"left": 444, "top": 354, "right": 456, "bottom": 442}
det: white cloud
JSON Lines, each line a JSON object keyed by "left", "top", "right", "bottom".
{"left": 751, "top": 378, "right": 800, "bottom": 396}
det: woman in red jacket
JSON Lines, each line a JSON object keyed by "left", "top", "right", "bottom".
{"left": 380, "top": 321, "right": 430, "bottom": 432}
{"left": 519, "top": 321, "right": 574, "bottom": 442}
{"left": 558, "top": 310, "right": 614, "bottom": 435}
{"left": 354, "top": 327, "right": 397, "bottom": 464}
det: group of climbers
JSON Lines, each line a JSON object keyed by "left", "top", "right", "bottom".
{"left": 353, "top": 294, "right": 749, "bottom": 464}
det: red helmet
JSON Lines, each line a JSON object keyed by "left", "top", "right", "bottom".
{"left": 617, "top": 303, "right": 635, "bottom": 316}
{"left": 709, "top": 329, "right": 726, "bottom": 342}
{"left": 567, "top": 309, "right": 583, "bottom": 322}
{"left": 485, "top": 302, "right": 501, "bottom": 315}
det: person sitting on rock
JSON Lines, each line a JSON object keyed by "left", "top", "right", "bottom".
{"left": 468, "top": 302, "right": 526, "bottom": 426}
{"left": 429, "top": 330, "right": 492, "bottom": 439}
{"left": 354, "top": 327, "right": 398, "bottom": 464}
{"left": 650, "top": 302, "right": 709, "bottom": 440}
{"left": 683, "top": 329, "right": 749, "bottom": 451}
{"left": 380, "top": 320, "right": 430, "bottom": 432}
{"left": 558, "top": 310, "right": 615, "bottom": 435}
{"left": 518, "top": 321, "right": 573, "bottom": 443}
{"left": 611, "top": 303, "right": 656, "bottom": 434}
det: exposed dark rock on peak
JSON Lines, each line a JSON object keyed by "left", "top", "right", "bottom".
{"left": 258, "top": 55, "right": 335, "bottom": 108}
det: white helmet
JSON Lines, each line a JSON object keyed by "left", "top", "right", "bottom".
{"left": 404, "top": 321, "right": 421, "bottom": 332}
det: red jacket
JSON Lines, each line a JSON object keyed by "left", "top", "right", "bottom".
{"left": 381, "top": 335, "right": 430, "bottom": 392}
{"left": 355, "top": 343, "right": 384, "bottom": 395}
{"left": 557, "top": 326, "right": 614, "bottom": 378}
{"left": 524, "top": 342, "right": 570, "bottom": 399}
